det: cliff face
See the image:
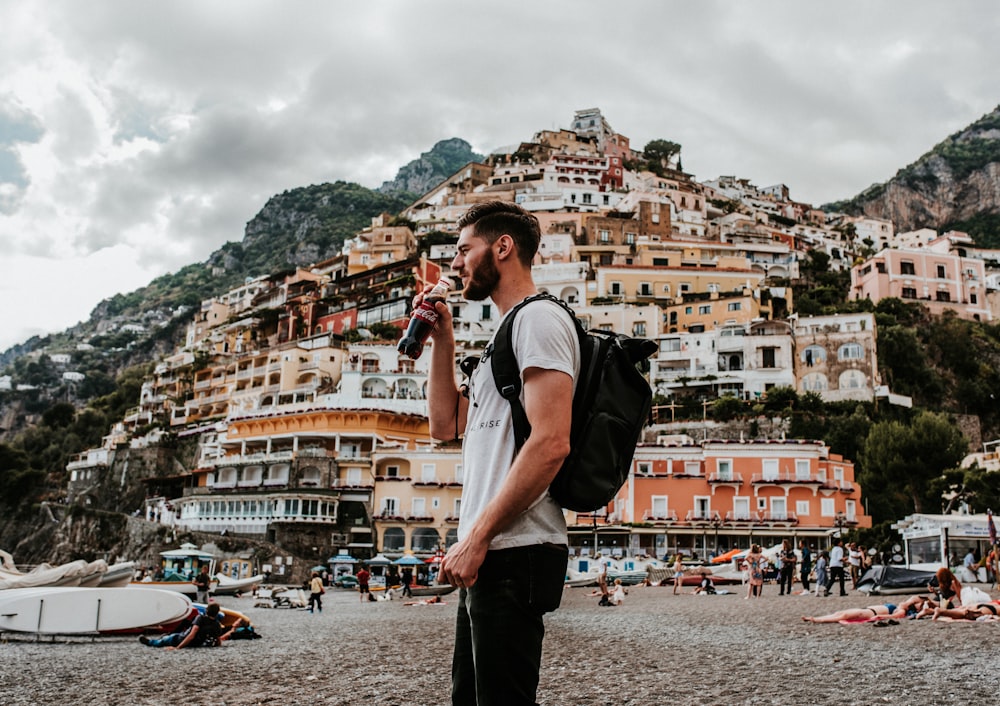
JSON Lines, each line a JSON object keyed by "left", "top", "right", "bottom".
{"left": 377, "top": 137, "right": 483, "bottom": 197}
{"left": 829, "top": 106, "right": 1000, "bottom": 244}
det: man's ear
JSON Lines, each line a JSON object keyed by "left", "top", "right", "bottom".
{"left": 495, "top": 234, "right": 515, "bottom": 261}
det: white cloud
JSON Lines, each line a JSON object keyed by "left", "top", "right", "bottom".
{"left": 1, "top": 0, "right": 1000, "bottom": 351}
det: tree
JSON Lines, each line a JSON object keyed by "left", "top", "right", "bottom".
{"left": 860, "top": 411, "right": 967, "bottom": 520}
{"left": 642, "top": 139, "right": 682, "bottom": 175}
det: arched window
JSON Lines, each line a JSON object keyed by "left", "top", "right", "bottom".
{"left": 411, "top": 528, "right": 441, "bottom": 553}
{"left": 839, "top": 369, "right": 866, "bottom": 389}
{"left": 801, "top": 373, "right": 828, "bottom": 392}
{"left": 838, "top": 343, "right": 863, "bottom": 361}
{"left": 382, "top": 528, "right": 405, "bottom": 552}
{"left": 800, "top": 345, "right": 826, "bottom": 367}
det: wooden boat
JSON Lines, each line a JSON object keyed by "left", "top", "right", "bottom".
{"left": 211, "top": 573, "right": 262, "bottom": 596}
{"left": 0, "top": 587, "right": 192, "bottom": 635}
{"left": 409, "top": 584, "right": 456, "bottom": 598}
{"left": 127, "top": 577, "right": 197, "bottom": 596}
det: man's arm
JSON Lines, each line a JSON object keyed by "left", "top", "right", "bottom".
{"left": 167, "top": 624, "right": 199, "bottom": 651}
{"left": 439, "top": 366, "right": 572, "bottom": 589}
{"left": 424, "top": 299, "right": 469, "bottom": 441}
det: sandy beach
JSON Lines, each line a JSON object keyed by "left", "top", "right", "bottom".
{"left": 2, "top": 583, "right": 999, "bottom": 705}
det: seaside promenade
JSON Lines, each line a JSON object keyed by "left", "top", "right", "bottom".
{"left": 1, "top": 584, "right": 998, "bottom": 704}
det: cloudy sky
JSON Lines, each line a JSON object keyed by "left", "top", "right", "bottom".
{"left": 2, "top": 1, "right": 999, "bottom": 352}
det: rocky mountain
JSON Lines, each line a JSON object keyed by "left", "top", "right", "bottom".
{"left": 378, "top": 137, "right": 483, "bottom": 198}
{"left": 827, "top": 105, "right": 1000, "bottom": 247}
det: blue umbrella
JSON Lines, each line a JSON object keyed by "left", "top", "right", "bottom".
{"left": 393, "top": 555, "right": 424, "bottom": 566}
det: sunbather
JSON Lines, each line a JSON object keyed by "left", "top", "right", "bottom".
{"left": 932, "top": 602, "right": 1000, "bottom": 621}
{"left": 801, "top": 603, "right": 900, "bottom": 623}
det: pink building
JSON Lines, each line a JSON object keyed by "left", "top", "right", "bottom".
{"left": 850, "top": 246, "right": 991, "bottom": 321}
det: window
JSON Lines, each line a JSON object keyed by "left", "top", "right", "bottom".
{"left": 901, "top": 287, "right": 917, "bottom": 299}
{"left": 625, "top": 232, "right": 635, "bottom": 245}
{"left": 453, "top": 498, "right": 462, "bottom": 517}
{"left": 845, "top": 500, "right": 856, "bottom": 521}
{"left": 599, "top": 229, "right": 610, "bottom": 243}
{"left": 633, "top": 322, "right": 646, "bottom": 337}
{"left": 716, "top": 459, "right": 733, "bottom": 481}
{"left": 795, "top": 459, "right": 811, "bottom": 481}
{"left": 694, "top": 496, "right": 710, "bottom": 519}
{"left": 971, "top": 293, "right": 978, "bottom": 304}
{"left": 936, "top": 264, "right": 946, "bottom": 278}
{"left": 385, "top": 465, "right": 399, "bottom": 478}
{"left": 760, "top": 347, "right": 776, "bottom": 368}
{"left": 900, "top": 260, "right": 915, "bottom": 275}
{"left": 770, "top": 497, "right": 787, "bottom": 520}
{"left": 733, "top": 497, "right": 750, "bottom": 520}
{"left": 411, "top": 498, "right": 426, "bottom": 516}
{"left": 481, "top": 304, "right": 492, "bottom": 321}
{"left": 684, "top": 461, "right": 701, "bottom": 476}
{"left": 454, "top": 464, "right": 463, "bottom": 484}
{"left": 839, "top": 370, "right": 866, "bottom": 389}
{"left": 421, "top": 464, "right": 436, "bottom": 483}
{"left": 796, "top": 500, "right": 811, "bottom": 516}
{"left": 801, "top": 373, "right": 828, "bottom": 391}
{"left": 381, "top": 498, "right": 398, "bottom": 515}
{"left": 838, "top": 343, "right": 863, "bottom": 360}
{"left": 935, "top": 291, "right": 951, "bottom": 302}
{"left": 653, "top": 257, "right": 669, "bottom": 267}
{"left": 346, "top": 468, "right": 362, "bottom": 486}
{"left": 833, "top": 466, "right": 844, "bottom": 481}
{"left": 762, "top": 459, "right": 779, "bottom": 481}
{"left": 801, "top": 345, "right": 826, "bottom": 366}
{"left": 637, "top": 462, "right": 652, "bottom": 475}
{"left": 651, "top": 495, "right": 668, "bottom": 518}
{"left": 698, "top": 305, "right": 711, "bottom": 315}
{"left": 639, "top": 282, "right": 652, "bottom": 296}
{"left": 684, "top": 306, "right": 693, "bottom": 315}
{"left": 661, "top": 338, "right": 681, "bottom": 353}
{"left": 679, "top": 283, "right": 691, "bottom": 293}
{"left": 727, "top": 302, "right": 741, "bottom": 311}
{"left": 610, "top": 281, "right": 623, "bottom": 296}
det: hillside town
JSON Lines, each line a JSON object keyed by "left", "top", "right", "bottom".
{"left": 47, "top": 108, "right": 1000, "bottom": 580}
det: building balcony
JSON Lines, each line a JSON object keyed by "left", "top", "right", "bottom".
{"left": 412, "top": 480, "right": 444, "bottom": 487}
{"left": 723, "top": 512, "right": 761, "bottom": 524}
{"left": 707, "top": 472, "right": 744, "bottom": 484}
{"left": 375, "top": 475, "right": 411, "bottom": 482}
{"left": 759, "top": 512, "right": 798, "bottom": 525}
{"left": 406, "top": 515, "right": 435, "bottom": 522}
{"left": 444, "top": 515, "right": 460, "bottom": 524}
{"left": 750, "top": 472, "right": 822, "bottom": 486}
{"left": 641, "top": 510, "right": 678, "bottom": 523}
{"left": 684, "top": 511, "right": 723, "bottom": 525}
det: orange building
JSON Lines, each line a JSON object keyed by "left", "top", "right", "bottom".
{"left": 567, "top": 437, "right": 870, "bottom": 560}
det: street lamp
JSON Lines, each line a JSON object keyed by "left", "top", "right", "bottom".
{"left": 833, "top": 512, "right": 847, "bottom": 539}
{"left": 710, "top": 514, "right": 723, "bottom": 556}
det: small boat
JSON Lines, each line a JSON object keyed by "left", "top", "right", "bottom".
{"left": 409, "top": 584, "right": 456, "bottom": 598}
{"left": 211, "top": 573, "right": 262, "bottom": 596}
{"left": 128, "top": 571, "right": 197, "bottom": 596}
{"left": 98, "top": 562, "right": 137, "bottom": 588}
{"left": 0, "top": 587, "right": 192, "bottom": 635}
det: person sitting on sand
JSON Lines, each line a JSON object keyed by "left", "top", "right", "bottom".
{"left": 692, "top": 571, "right": 717, "bottom": 595}
{"left": 801, "top": 603, "right": 902, "bottom": 623}
{"left": 932, "top": 602, "right": 1000, "bottom": 621}
{"left": 929, "top": 567, "right": 963, "bottom": 608}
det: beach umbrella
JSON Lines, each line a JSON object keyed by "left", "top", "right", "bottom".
{"left": 311, "top": 565, "right": 327, "bottom": 572}
{"left": 367, "top": 554, "right": 392, "bottom": 566}
{"left": 393, "top": 555, "right": 424, "bottom": 566}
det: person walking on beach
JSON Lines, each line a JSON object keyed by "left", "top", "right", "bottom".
{"left": 426, "top": 200, "right": 579, "bottom": 706}
{"left": 356, "top": 564, "right": 370, "bottom": 603}
{"left": 825, "top": 538, "right": 847, "bottom": 596}
{"left": 308, "top": 571, "right": 324, "bottom": 613}
{"left": 778, "top": 539, "right": 796, "bottom": 596}
{"left": 799, "top": 541, "right": 812, "bottom": 594}
{"left": 193, "top": 563, "right": 211, "bottom": 604}
{"left": 401, "top": 567, "right": 413, "bottom": 598}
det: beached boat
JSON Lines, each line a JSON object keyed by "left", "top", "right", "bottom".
{"left": 128, "top": 572, "right": 198, "bottom": 596}
{"left": 212, "top": 573, "right": 262, "bottom": 596}
{"left": 0, "top": 587, "right": 192, "bottom": 635}
{"left": 98, "top": 562, "right": 137, "bottom": 588}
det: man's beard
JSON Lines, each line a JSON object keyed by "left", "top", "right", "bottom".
{"left": 463, "top": 248, "right": 501, "bottom": 301}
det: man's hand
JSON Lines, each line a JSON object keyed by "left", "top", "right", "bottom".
{"left": 412, "top": 285, "right": 453, "bottom": 340}
{"left": 439, "top": 538, "right": 488, "bottom": 590}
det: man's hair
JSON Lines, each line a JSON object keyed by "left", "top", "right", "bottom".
{"left": 206, "top": 603, "right": 221, "bottom": 616}
{"left": 456, "top": 200, "right": 540, "bottom": 267}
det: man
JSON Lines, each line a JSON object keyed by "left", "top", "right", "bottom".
{"left": 193, "top": 563, "right": 211, "bottom": 604}
{"left": 778, "top": 539, "right": 796, "bottom": 596}
{"left": 139, "top": 602, "right": 239, "bottom": 649}
{"left": 425, "top": 200, "right": 579, "bottom": 706}
{"left": 847, "top": 542, "right": 863, "bottom": 588}
{"left": 826, "top": 537, "right": 848, "bottom": 596}
{"left": 799, "top": 541, "right": 813, "bottom": 593}
{"left": 356, "top": 564, "right": 371, "bottom": 603}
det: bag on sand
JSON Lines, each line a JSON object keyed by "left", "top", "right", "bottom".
{"left": 489, "top": 293, "right": 656, "bottom": 512}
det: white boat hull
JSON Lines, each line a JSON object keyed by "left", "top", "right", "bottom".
{"left": 128, "top": 581, "right": 197, "bottom": 596}
{"left": 0, "top": 587, "right": 192, "bottom": 634}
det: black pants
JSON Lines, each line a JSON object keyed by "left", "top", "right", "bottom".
{"left": 800, "top": 567, "right": 811, "bottom": 592}
{"left": 826, "top": 566, "right": 847, "bottom": 595}
{"left": 452, "top": 543, "right": 567, "bottom": 706}
{"left": 779, "top": 565, "right": 794, "bottom": 594}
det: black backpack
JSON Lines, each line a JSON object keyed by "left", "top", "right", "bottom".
{"left": 488, "top": 293, "right": 656, "bottom": 512}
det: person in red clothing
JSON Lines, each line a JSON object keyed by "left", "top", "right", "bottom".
{"left": 356, "top": 565, "right": 370, "bottom": 602}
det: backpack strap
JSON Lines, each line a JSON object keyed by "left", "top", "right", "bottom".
{"left": 490, "top": 293, "right": 583, "bottom": 450}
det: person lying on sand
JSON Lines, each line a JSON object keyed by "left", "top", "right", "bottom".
{"left": 802, "top": 604, "right": 901, "bottom": 624}
{"left": 404, "top": 596, "right": 447, "bottom": 606}
{"left": 932, "top": 602, "right": 1000, "bottom": 621}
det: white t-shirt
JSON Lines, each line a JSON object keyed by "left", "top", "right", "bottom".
{"left": 458, "top": 298, "right": 580, "bottom": 551}
{"left": 830, "top": 545, "right": 844, "bottom": 568}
